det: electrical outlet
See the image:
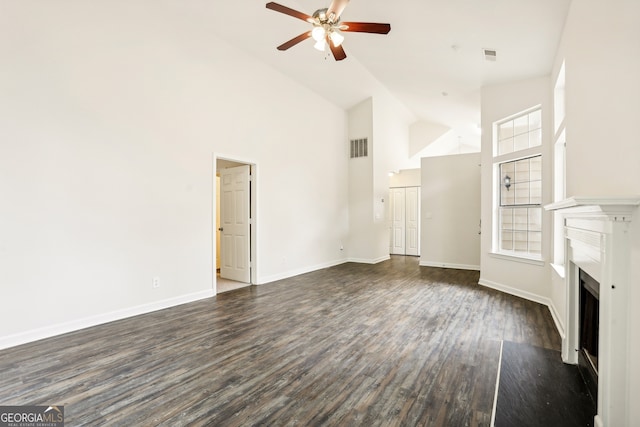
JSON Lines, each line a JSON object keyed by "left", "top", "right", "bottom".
{"left": 152, "top": 277, "right": 160, "bottom": 289}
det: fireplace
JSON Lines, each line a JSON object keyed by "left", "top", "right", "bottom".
{"left": 579, "top": 268, "right": 599, "bottom": 402}
{"left": 546, "top": 196, "right": 639, "bottom": 427}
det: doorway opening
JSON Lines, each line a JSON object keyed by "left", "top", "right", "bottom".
{"left": 215, "top": 156, "right": 257, "bottom": 294}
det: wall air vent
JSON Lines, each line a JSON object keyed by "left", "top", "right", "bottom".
{"left": 483, "top": 48, "right": 497, "bottom": 61}
{"left": 350, "top": 138, "right": 368, "bottom": 158}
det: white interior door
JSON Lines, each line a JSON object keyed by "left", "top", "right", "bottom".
{"left": 220, "top": 165, "right": 250, "bottom": 283}
{"left": 391, "top": 188, "right": 406, "bottom": 255}
{"left": 405, "top": 187, "right": 420, "bottom": 256}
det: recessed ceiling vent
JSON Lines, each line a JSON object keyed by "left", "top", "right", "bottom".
{"left": 483, "top": 48, "right": 497, "bottom": 61}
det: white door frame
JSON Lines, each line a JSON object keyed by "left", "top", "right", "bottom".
{"left": 213, "top": 154, "right": 258, "bottom": 291}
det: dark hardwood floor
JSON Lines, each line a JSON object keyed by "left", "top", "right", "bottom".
{"left": 494, "top": 341, "right": 596, "bottom": 427}
{"left": 0, "top": 256, "right": 560, "bottom": 426}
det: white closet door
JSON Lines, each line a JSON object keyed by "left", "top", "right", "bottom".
{"left": 405, "top": 187, "right": 420, "bottom": 256}
{"left": 391, "top": 188, "right": 406, "bottom": 255}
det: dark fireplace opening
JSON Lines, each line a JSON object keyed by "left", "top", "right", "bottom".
{"left": 579, "top": 269, "right": 599, "bottom": 403}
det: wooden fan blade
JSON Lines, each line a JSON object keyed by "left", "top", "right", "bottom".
{"left": 341, "top": 22, "right": 391, "bottom": 34}
{"left": 329, "top": 39, "right": 347, "bottom": 61}
{"left": 266, "top": 2, "right": 313, "bottom": 22}
{"left": 327, "top": 0, "right": 350, "bottom": 22}
{"left": 277, "top": 31, "right": 312, "bottom": 51}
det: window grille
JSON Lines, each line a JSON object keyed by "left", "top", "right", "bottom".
{"left": 496, "top": 109, "right": 542, "bottom": 156}
{"left": 498, "top": 155, "right": 542, "bottom": 257}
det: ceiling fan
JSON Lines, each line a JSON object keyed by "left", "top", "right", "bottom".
{"left": 265, "top": 0, "right": 391, "bottom": 61}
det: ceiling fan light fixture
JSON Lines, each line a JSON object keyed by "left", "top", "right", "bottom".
{"left": 314, "top": 38, "right": 327, "bottom": 51}
{"left": 266, "top": 2, "right": 391, "bottom": 61}
{"left": 329, "top": 30, "right": 344, "bottom": 47}
{"left": 311, "top": 26, "right": 326, "bottom": 41}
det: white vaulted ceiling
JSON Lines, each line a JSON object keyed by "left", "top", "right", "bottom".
{"left": 170, "top": 0, "right": 572, "bottom": 152}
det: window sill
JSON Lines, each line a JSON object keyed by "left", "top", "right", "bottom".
{"left": 551, "top": 263, "right": 566, "bottom": 279}
{"left": 489, "top": 252, "right": 545, "bottom": 266}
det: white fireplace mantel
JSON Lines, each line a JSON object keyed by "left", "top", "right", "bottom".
{"left": 545, "top": 196, "right": 640, "bottom": 427}
{"left": 545, "top": 196, "right": 640, "bottom": 221}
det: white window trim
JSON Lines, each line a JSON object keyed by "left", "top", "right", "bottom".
{"left": 489, "top": 251, "right": 545, "bottom": 266}
{"left": 551, "top": 61, "right": 567, "bottom": 271}
{"left": 493, "top": 146, "right": 542, "bottom": 165}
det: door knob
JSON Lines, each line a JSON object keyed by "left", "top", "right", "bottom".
{"left": 218, "top": 227, "right": 223, "bottom": 231}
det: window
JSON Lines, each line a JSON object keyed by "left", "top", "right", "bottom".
{"left": 496, "top": 109, "right": 542, "bottom": 156}
{"left": 498, "top": 156, "right": 542, "bottom": 257}
{"left": 493, "top": 106, "right": 543, "bottom": 260}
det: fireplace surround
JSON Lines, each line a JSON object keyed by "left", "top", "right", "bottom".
{"left": 546, "top": 197, "right": 639, "bottom": 427}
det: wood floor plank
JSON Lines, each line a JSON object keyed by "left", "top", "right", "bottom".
{"left": 0, "top": 256, "right": 560, "bottom": 426}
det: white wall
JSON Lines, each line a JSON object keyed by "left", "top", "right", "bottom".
{"left": 420, "top": 153, "right": 481, "bottom": 270}
{"left": 551, "top": 1, "right": 640, "bottom": 424}
{"left": 562, "top": 2, "right": 640, "bottom": 198}
{"left": 372, "top": 89, "right": 416, "bottom": 173}
{"left": 346, "top": 92, "right": 415, "bottom": 263}
{"left": 347, "top": 98, "right": 377, "bottom": 262}
{"left": 479, "top": 76, "right": 553, "bottom": 304}
{"left": 372, "top": 90, "right": 415, "bottom": 260}
{"left": 0, "top": 1, "right": 349, "bottom": 346}
{"left": 409, "top": 121, "right": 451, "bottom": 157}
{"left": 390, "top": 169, "right": 421, "bottom": 188}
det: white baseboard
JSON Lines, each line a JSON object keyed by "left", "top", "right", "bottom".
{"left": 479, "top": 277, "right": 566, "bottom": 340}
{"left": 479, "top": 277, "right": 550, "bottom": 306}
{"left": 255, "top": 255, "right": 392, "bottom": 285}
{"left": 0, "top": 289, "right": 214, "bottom": 351}
{"left": 420, "top": 261, "right": 481, "bottom": 271}
{"left": 257, "top": 258, "right": 348, "bottom": 285}
{"left": 547, "top": 299, "right": 566, "bottom": 340}
{"left": 347, "top": 255, "right": 390, "bottom": 265}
